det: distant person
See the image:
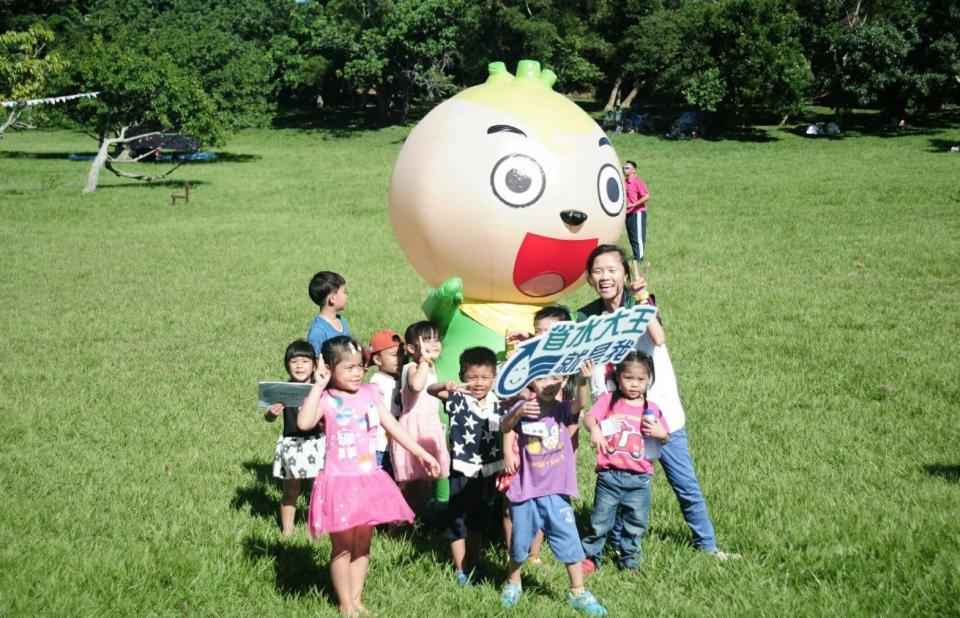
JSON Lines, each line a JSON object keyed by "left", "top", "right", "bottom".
{"left": 602, "top": 110, "right": 616, "bottom": 130}
{"left": 298, "top": 336, "right": 441, "bottom": 617}
{"left": 263, "top": 340, "right": 325, "bottom": 538}
{"left": 306, "top": 271, "right": 349, "bottom": 356}
{"left": 623, "top": 161, "right": 650, "bottom": 263}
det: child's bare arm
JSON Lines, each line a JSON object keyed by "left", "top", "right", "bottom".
{"left": 297, "top": 385, "right": 326, "bottom": 431}
{"left": 583, "top": 415, "right": 607, "bottom": 457}
{"left": 641, "top": 414, "right": 669, "bottom": 443}
{"left": 572, "top": 360, "right": 595, "bottom": 417}
{"left": 264, "top": 403, "right": 283, "bottom": 422}
{"left": 426, "top": 381, "right": 460, "bottom": 401}
{"left": 296, "top": 364, "right": 330, "bottom": 431}
{"left": 502, "top": 431, "right": 518, "bottom": 475}
{"left": 405, "top": 358, "right": 433, "bottom": 393}
{"left": 500, "top": 397, "right": 539, "bottom": 434}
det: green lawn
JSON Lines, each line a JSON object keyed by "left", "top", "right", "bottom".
{"left": 1, "top": 116, "right": 959, "bottom": 616}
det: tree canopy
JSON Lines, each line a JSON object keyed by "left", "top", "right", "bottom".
{"left": 1, "top": 0, "right": 956, "bottom": 139}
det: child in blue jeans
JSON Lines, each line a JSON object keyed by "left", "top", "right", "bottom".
{"left": 500, "top": 373, "right": 606, "bottom": 616}
{"left": 580, "top": 351, "right": 668, "bottom": 573}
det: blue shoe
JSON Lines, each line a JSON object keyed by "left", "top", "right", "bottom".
{"left": 455, "top": 570, "right": 470, "bottom": 586}
{"left": 568, "top": 590, "right": 607, "bottom": 616}
{"left": 501, "top": 583, "right": 522, "bottom": 608}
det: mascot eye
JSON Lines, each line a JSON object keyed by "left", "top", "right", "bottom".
{"left": 597, "top": 164, "right": 624, "bottom": 216}
{"left": 490, "top": 154, "right": 546, "bottom": 208}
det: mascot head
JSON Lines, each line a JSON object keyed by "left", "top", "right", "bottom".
{"left": 389, "top": 60, "right": 625, "bottom": 303}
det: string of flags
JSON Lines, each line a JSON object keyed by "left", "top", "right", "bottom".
{"left": 0, "top": 91, "right": 101, "bottom": 108}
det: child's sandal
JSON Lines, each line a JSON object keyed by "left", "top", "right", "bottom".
{"left": 568, "top": 590, "right": 607, "bottom": 616}
{"left": 501, "top": 583, "right": 523, "bottom": 608}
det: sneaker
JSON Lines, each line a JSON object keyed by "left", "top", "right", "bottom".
{"left": 568, "top": 590, "right": 607, "bottom": 616}
{"left": 580, "top": 558, "right": 597, "bottom": 577}
{"left": 455, "top": 570, "right": 470, "bottom": 586}
{"left": 713, "top": 550, "right": 741, "bottom": 561}
{"left": 501, "top": 583, "right": 523, "bottom": 608}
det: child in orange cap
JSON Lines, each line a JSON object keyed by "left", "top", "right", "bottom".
{"left": 368, "top": 329, "right": 404, "bottom": 473}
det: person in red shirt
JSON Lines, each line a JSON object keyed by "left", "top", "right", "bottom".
{"left": 623, "top": 161, "right": 650, "bottom": 263}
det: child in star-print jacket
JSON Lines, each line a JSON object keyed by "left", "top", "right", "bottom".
{"left": 428, "top": 346, "right": 504, "bottom": 585}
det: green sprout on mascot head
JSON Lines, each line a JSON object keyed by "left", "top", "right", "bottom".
{"left": 389, "top": 57, "right": 626, "bottom": 383}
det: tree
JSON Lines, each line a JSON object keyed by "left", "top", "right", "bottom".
{"left": 0, "top": 23, "right": 66, "bottom": 136}
{"left": 61, "top": 35, "right": 225, "bottom": 193}
{"left": 588, "top": 0, "right": 665, "bottom": 112}
{"left": 329, "top": 0, "right": 473, "bottom": 120}
{"left": 460, "top": 1, "right": 608, "bottom": 96}
{"left": 675, "top": 0, "right": 811, "bottom": 120}
{"left": 797, "top": 0, "right": 959, "bottom": 118}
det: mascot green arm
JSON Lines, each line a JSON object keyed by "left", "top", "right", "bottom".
{"left": 421, "top": 277, "right": 464, "bottom": 336}
{"left": 421, "top": 277, "right": 502, "bottom": 506}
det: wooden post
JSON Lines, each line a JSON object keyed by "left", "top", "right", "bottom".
{"left": 171, "top": 182, "right": 190, "bottom": 205}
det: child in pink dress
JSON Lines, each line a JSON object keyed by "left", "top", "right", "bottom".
{"left": 298, "top": 336, "right": 441, "bottom": 617}
{"left": 391, "top": 321, "right": 451, "bottom": 514}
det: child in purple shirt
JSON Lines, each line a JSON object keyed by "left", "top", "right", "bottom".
{"left": 500, "top": 373, "right": 607, "bottom": 616}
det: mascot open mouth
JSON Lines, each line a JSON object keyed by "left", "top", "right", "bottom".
{"left": 512, "top": 233, "right": 598, "bottom": 297}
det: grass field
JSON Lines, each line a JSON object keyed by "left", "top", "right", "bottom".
{"left": 2, "top": 113, "right": 959, "bottom": 617}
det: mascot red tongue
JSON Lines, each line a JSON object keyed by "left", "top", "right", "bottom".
{"left": 388, "top": 60, "right": 625, "bottom": 499}
{"left": 513, "top": 233, "right": 600, "bottom": 297}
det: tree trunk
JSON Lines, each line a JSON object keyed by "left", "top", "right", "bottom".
{"left": 400, "top": 80, "right": 412, "bottom": 123}
{"left": 83, "top": 127, "right": 166, "bottom": 193}
{"left": 84, "top": 132, "right": 113, "bottom": 194}
{"left": 603, "top": 75, "right": 623, "bottom": 112}
{"left": 376, "top": 83, "right": 388, "bottom": 117}
{"left": 0, "top": 105, "right": 24, "bottom": 138}
{"left": 620, "top": 82, "right": 642, "bottom": 109}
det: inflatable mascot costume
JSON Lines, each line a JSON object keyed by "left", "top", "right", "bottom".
{"left": 389, "top": 59, "right": 627, "bottom": 381}
{"left": 389, "top": 60, "right": 625, "bottom": 500}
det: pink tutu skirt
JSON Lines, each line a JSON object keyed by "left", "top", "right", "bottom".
{"left": 390, "top": 413, "right": 450, "bottom": 482}
{"left": 307, "top": 469, "right": 414, "bottom": 538}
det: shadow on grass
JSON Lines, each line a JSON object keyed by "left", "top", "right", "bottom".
{"left": 924, "top": 464, "right": 960, "bottom": 482}
{"left": 272, "top": 105, "right": 404, "bottom": 138}
{"left": 699, "top": 127, "right": 779, "bottom": 143}
{"left": 573, "top": 497, "right": 696, "bottom": 558}
{"left": 927, "top": 139, "right": 960, "bottom": 153}
{"left": 96, "top": 179, "right": 209, "bottom": 190}
{"left": 242, "top": 533, "right": 334, "bottom": 598}
{"left": 232, "top": 460, "right": 281, "bottom": 521}
{"left": 0, "top": 150, "right": 78, "bottom": 160}
{"left": 788, "top": 106, "right": 960, "bottom": 139}
{"left": 0, "top": 150, "right": 260, "bottom": 163}
{"left": 395, "top": 510, "right": 449, "bottom": 569}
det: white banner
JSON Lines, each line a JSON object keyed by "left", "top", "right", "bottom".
{"left": 1, "top": 91, "right": 100, "bottom": 108}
